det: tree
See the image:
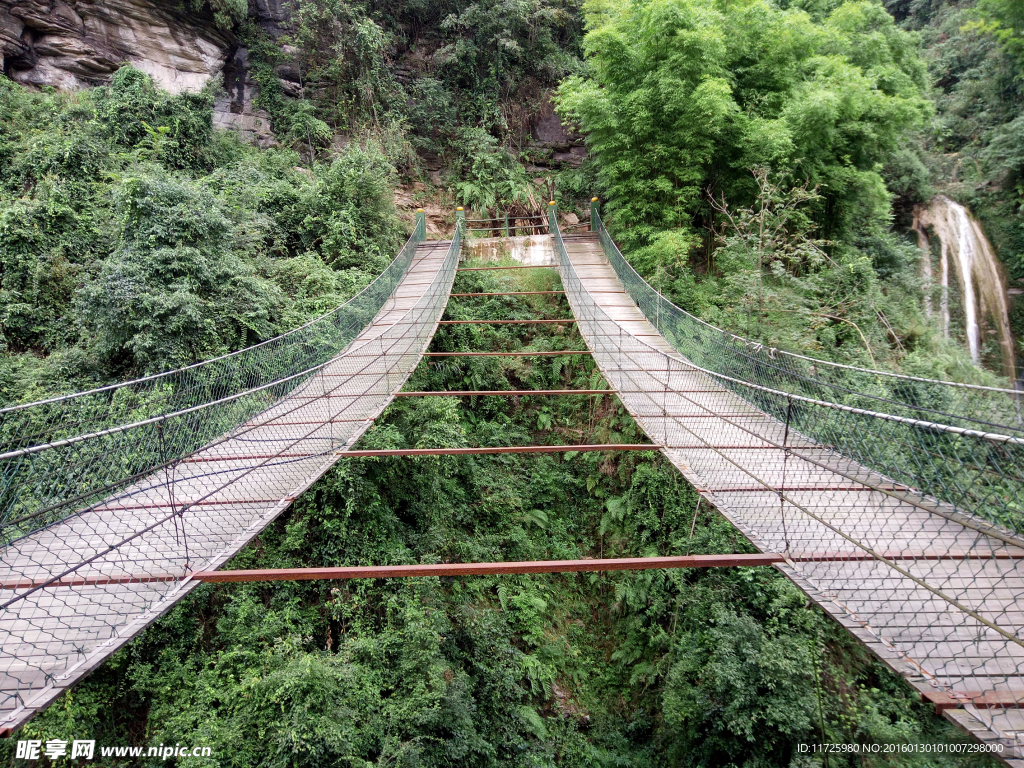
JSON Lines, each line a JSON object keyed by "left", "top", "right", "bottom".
{"left": 555, "top": 0, "right": 930, "bottom": 248}
{"left": 76, "top": 175, "right": 284, "bottom": 373}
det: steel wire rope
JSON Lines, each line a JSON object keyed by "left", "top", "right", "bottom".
{"left": 589, "top": 211, "right": 1022, "bottom": 425}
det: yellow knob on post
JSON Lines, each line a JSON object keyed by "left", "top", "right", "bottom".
{"left": 591, "top": 197, "right": 598, "bottom": 202}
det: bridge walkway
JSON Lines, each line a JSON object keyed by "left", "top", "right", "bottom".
{"left": 559, "top": 231, "right": 1024, "bottom": 759}
{"left": 0, "top": 238, "right": 457, "bottom": 733}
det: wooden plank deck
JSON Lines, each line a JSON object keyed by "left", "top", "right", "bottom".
{"left": 0, "top": 240, "right": 457, "bottom": 734}
{"left": 559, "top": 232, "right": 1024, "bottom": 759}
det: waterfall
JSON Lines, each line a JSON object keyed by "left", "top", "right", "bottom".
{"left": 913, "top": 195, "right": 1016, "bottom": 381}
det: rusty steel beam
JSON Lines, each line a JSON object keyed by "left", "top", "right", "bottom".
{"left": 425, "top": 351, "right": 590, "bottom": 357}
{"left": 438, "top": 319, "right": 576, "bottom": 324}
{"left": 182, "top": 444, "right": 653, "bottom": 464}
{"left": 457, "top": 265, "right": 558, "bottom": 271}
{"left": 1, "top": 573, "right": 185, "bottom": 590}
{"left": 26, "top": 550, "right": 1024, "bottom": 590}
{"left": 395, "top": 389, "right": 615, "bottom": 396}
{"left": 344, "top": 444, "right": 655, "bottom": 457}
{"left": 922, "top": 691, "right": 1024, "bottom": 713}
{"left": 451, "top": 291, "right": 566, "bottom": 296}
{"left": 190, "top": 554, "right": 784, "bottom": 583}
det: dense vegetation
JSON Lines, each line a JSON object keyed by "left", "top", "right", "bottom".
{"left": 1, "top": 0, "right": 1022, "bottom": 764}
{"left": 0, "top": 67, "right": 402, "bottom": 404}
{"left": 555, "top": 0, "right": 1020, "bottom": 382}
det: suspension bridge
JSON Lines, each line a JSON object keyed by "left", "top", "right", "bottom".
{"left": 1, "top": 204, "right": 1023, "bottom": 760}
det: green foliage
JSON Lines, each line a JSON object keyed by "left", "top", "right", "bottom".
{"left": 76, "top": 174, "right": 285, "bottom": 372}
{"left": 453, "top": 127, "right": 535, "bottom": 211}
{"left": 190, "top": 0, "right": 248, "bottom": 29}
{"left": 557, "top": 0, "right": 930, "bottom": 248}
{"left": 0, "top": 68, "right": 402, "bottom": 396}
{"left": 298, "top": 140, "right": 402, "bottom": 267}
{"left": 94, "top": 65, "right": 218, "bottom": 174}
{"left": 973, "top": 0, "right": 1024, "bottom": 69}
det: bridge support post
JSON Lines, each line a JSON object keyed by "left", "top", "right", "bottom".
{"left": 548, "top": 200, "right": 557, "bottom": 234}
{"left": 590, "top": 197, "right": 599, "bottom": 232}
{"left": 503, "top": 213, "right": 509, "bottom": 238}
{"left": 456, "top": 207, "right": 465, "bottom": 236}
{"left": 416, "top": 208, "right": 426, "bottom": 239}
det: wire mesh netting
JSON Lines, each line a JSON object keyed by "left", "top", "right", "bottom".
{"left": 554, "top": 209, "right": 1024, "bottom": 754}
{"left": 592, "top": 213, "right": 1024, "bottom": 437}
{"left": 0, "top": 219, "right": 460, "bottom": 732}
{"left": 0, "top": 221, "right": 425, "bottom": 546}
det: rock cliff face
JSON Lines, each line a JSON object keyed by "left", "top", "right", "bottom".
{"left": 1, "top": 0, "right": 290, "bottom": 147}
{"left": 1, "top": 0, "right": 232, "bottom": 92}
{"left": 528, "top": 96, "right": 587, "bottom": 170}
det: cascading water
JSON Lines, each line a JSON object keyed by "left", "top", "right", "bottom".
{"left": 913, "top": 195, "right": 1016, "bottom": 381}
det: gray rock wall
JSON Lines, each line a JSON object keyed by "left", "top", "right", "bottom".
{"left": 0, "top": 0, "right": 295, "bottom": 147}
{"left": 1, "top": 0, "right": 232, "bottom": 91}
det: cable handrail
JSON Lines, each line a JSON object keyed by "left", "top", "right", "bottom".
{"left": 591, "top": 209, "right": 1018, "bottom": 396}
{"left": 0, "top": 218, "right": 431, "bottom": 540}
{"left": 552, "top": 215, "right": 1019, "bottom": 444}
{"left": 588, "top": 208, "right": 1023, "bottom": 435}
{"left": 0, "top": 223, "right": 429, "bottom": 415}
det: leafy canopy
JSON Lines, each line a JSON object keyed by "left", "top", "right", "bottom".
{"left": 556, "top": 0, "right": 931, "bottom": 248}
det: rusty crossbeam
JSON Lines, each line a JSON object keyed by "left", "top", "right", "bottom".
{"left": 425, "top": 351, "right": 591, "bottom": 357}
{"left": 438, "top": 319, "right": 577, "bottom": 324}
{"left": 457, "top": 265, "right": 558, "bottom": 271}
{"left": 1, "top": 573, "right": 184, "bottom": 590}
{"left": 190, "top": 554, "right": 784, "bottom": 583}
{"left": 181, "top": 444, "right": 653, "bottom": 463}
{"left": 451, "top": 291, "right": 566, "bottom": 296}
{"left": 15, "top": 550, "right": 1024, "bottom": 590}
{"left": 395, "top": 389, "right": 615, "bottom": 396}
{"left": 344, "top": 444, "right": 655, "bottom": 457}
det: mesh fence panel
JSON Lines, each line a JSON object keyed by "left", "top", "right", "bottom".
{"left": 555, "top": 211, "right": 1024, "bottom": 754}
{"left": 0, "top": 219, "right": 425, "bottom": 545}
{"left": 592, "top": 213, "right": 1024, "bottom": 437}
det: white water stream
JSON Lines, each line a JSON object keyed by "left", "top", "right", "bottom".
{"left": 913, "top": 195, "right": 1016, "bottom": 380}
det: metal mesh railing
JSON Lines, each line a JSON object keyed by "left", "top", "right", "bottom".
{"left": 553, "top": 210, "right": 1024, "bottom": 754}
{"left": 591, "top": 210, "right": 1024, "bottom": 436}
{"left": 0, "top": 220, "right": 460, "bottom": 732}
{"left": 0, "top": 218, "right": 425, "bottom": 546}
{"left": 586, "top": 210, "right": 1024, "bottom": 538}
